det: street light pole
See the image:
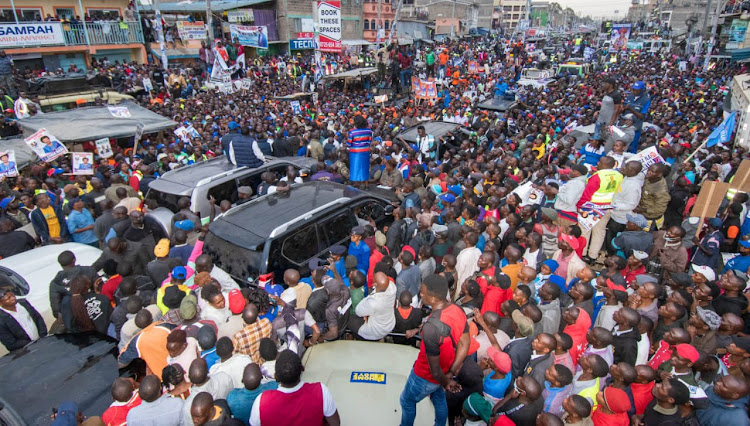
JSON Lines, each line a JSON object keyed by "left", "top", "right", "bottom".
{"left": 703, "top": 0, "right": 725, "bottom": 71}
{"left": 206, "top": 0, "right": 213, "bottom": 50}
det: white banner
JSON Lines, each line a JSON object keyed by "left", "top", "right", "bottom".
{"left": 95, "top": 138, "right": 113, "bottom": 159}
{"left": 0, "top": 23, "right": 64, "bottom": 47}
{"left": 631, "top": 146, "right": 666, "bottom": 176}
{"left": 227, "top": 9, "right": 254, "bottom": 23}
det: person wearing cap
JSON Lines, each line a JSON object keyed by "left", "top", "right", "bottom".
{"left": 692, "top": 217, "right": 724, "bottom": 270}
{"left": 147, "top": 238, "right": 184, "bottom": 287}
{"left": 534, "top": 207, "right": 560, "bottom": 259}
{"left": 157, "top": 266, "right": 191, "bottom": 314}
{"left": 577, "top": 155, "right": 623, "bottom": 259}
{"left": 623, "top": 80, "right": 651, "bottom": 153}
{"left": 620, "top": 250, "right": 648, "bottom": 287}
{"left": 65, "top": 197, "right": 98, "bottom": 247}
{"left": 591, "top": 386, "right": 631, "bottom": 426}
{"left": 348, "top": 226, "right": 370, "bottom": 282}
{"left": 462, "top": 392, "right": 493, "bottom": 426}
{"left": 656, "top": 344, "right": 708, "bottom": 406}
{"left": 721, "top": 236, "right": 750, "bottom": 274}
{"left": 0, "top": 285, "right": 47, "bottom": 351}
{"left": 610, "top": 212, "right": 652, "bottom": 258}
{"left": 552, "top": 232, "right": 586, "bottom": 284}
{"left": 649, "top": 226, "right": 689, "bottom": 279}
{"left": 689, "top": 306, "right": 720, "bottom": 354}
{"left": 697, "top": 374, "right": 750, "bottom": 426}
{"left": 400, "top": 274, "right": 469, "bottom": 426}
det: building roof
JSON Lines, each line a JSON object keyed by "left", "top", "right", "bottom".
{"left": 138, "top": 0, "right": 270, "bottom": 13}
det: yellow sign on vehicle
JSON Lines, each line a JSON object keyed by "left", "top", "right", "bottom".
{"left": 350, "top": 372, "right": 387, "bottom": 384}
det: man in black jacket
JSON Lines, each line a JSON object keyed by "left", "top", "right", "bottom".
{"left": 612, "top": 306, "right": 641, "bottom": 365}
{"left": 506, "top": 309, "right": 534, "bottom": 380}
{"left": 49, "top": 250, "right": 98, "bottom": 322}
{"left": 0, "top": 217, "right": 34, "bottom": 258}
{"left": 0, "top": 286, "right": 47, "bottom": 351}
{"left": 92, "top": 237, "right": 150, "bottom": 276}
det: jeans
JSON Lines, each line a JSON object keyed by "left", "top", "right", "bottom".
{"left": 593, "top": 121, "right": 605, "bottom": 141}
{"left": 629, "top": 130, "right": 642, "bottom": 153}
{"left": 400, "top": 370, "right": 447, "bottom": 426}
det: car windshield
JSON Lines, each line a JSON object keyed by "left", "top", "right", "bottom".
{"left": 204, "top": 231, "right": 264, "bottom": 283}
{"left": 145, "top": 188, "right": 183, "bottom": 213}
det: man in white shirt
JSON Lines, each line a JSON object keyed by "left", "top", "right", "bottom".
{"left": 354, "top": 272, "right": 397, "bottom": 341}
{"left": 209, "top": 337, "right": 252, "bottom": 388}
{"left": 183, "top": 358, "right": 234, "bottom": 425}
{"left": 415, "top": 125, "right": 436, "bottom": 163}
{"left": 250, "top": 350, "right": 339, "bottom": 426}
{"left": 454, "top": 232, "right": 482, "bottom": 300}
{"left": 605, "top": 161, "right": 644, "bottom": 255}
{"left": 0, "top": 287, "right": 46, "bottom": 352}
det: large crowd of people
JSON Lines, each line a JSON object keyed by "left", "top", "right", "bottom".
{"left": 0, "top": 26, "right": 748, "bottom": 426}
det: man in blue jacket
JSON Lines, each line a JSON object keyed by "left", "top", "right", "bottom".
{"left": 697, "top": 375, "right": 750, "bottom": 426}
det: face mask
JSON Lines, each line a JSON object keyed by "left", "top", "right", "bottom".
{"left": 513, "top": 379, "right": 521, "bottom": 394}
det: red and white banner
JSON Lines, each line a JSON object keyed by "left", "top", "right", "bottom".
{"left": 297, "top": 32, "right": 315, "bottom": 39}
{"left": 317, "top": 0, "right": 341, "bottom": 52}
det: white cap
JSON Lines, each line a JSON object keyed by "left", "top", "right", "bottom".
{"left": 632, "top": 250, "right": 649, "bottom": 261}
{"left": 692, "top": 265, "right": 716, "bottom": 282}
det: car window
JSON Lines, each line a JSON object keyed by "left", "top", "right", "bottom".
{"left": 236, "top": 171, "right": 264, "bottom": 199}
{"left": 207, "top": 179, "right": 239, "bottom": 204}
{"left": 145, "top": 188, "right": 182, "bottom": 213}
{"left": 281, "top": 224, "right": 322, "bottom": 265}
{"left": 319, "top": 211, "right": 357, "bottom": 247}
{"left": 0, "top": 266, "right": 29, "bottom": 296}
{"left": 352, "top": 199, "right": 386, "bottom": 224}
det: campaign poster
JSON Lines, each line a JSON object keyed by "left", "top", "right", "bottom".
{"left": 0, "top": 150, "right": 18, "bottom": 178}
{"left": 108, "top": 105, "right": 131, "bottom": 118}
{"left": 95, "top": 137, "right": 113, "bottom": 159}
{"left": 229, "top": 25, "right": 269, "bottom": 49}
{"left": 317, "top": 1, "right": 341, "bottom": 52}
{"left": 142, "top": 77, "right": 154, "bottom": 92}
{"left": 72, "top": 152, "right": 94, "bottom": 175}
{"left": 25, "top": 128, "right": 68, "bottom": 163}
{"left": 611, "top": 23, "right": 631, "bottom": 51}
{"left": 290, "top": 101, "right": 302, "bottom": 115}
{"left": 176, "top": 21, "right": 206, "bottom": 40}
{"left": 729, "top": 19, "right": 748, "bottom": 43}
{"left": 632, "top": 146, "right": 666, "bottom": 176}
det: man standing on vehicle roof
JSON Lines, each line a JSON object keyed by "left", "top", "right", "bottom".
{"left": 623, "top": 81, "right": 651, "bottom": 154}
{"left": 400, "top": 274, "right": 470, "bottom": 426}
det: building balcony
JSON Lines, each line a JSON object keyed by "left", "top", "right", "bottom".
{"left": 0, "top": 21, "right": 144, "bottom": 50}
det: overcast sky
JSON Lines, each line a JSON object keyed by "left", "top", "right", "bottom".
{"left": 553, "top": 0, "right": 631, "bottom": 19}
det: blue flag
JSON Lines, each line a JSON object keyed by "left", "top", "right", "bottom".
{"left": 706, "top": 111, "right": 737, "bottom": 148}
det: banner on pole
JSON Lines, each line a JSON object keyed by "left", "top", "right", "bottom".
{"left": 317, "top": 1, "right": 342, "bottom": 52}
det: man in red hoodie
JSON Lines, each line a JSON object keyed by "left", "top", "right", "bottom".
{"left": 102, "top": 378, "right": 141, "bottom": 426}
{"left": 591, "top": 386, "right": 631, "bottom": 426}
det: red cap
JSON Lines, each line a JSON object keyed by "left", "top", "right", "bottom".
{"left": 487, "top": 347, "right": 511, "bottom": 374}
{"left": 603, "top": 387, "right": 631, "bottom": 414}
{"left": 674, "top": 343, "right": 699, "bottom": 363}
{"left": 227, "top": 289, "right": 246, "bottom": 315}
{"left": 606, "top": 278, "right": 627, "bottom": 293}
{"left": 560, "top": 233, "right": 579, "bottom": 250}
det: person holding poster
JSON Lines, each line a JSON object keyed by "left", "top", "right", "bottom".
{"left": 0, "top": 151, "right": 17, "bottom": 177}
{"left": 25, "top": 129, "right": 68, "bottom": 163}
{"left": 73, "top": 153, "right": 94, "bottom": 175}
{"left": 347, "top": 115, "right": 372, "bottom": 189}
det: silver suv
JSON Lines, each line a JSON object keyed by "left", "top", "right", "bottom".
{"left": 145, "top": 156, "right": 316, "bottom": 234}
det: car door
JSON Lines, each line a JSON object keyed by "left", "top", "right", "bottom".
{"left": 268, "top": 222, "right": 326, "bottom": 280}
{"left": 318, "top": 209, "right": 358, "bottom": 253}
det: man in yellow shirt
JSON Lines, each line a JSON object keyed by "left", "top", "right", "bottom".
{"left": 30, "top": 193, "right": 69, "bottom": 245}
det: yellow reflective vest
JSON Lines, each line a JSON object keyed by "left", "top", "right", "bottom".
{"left": 590, "top": 169, "right": 624, "bottom": 205}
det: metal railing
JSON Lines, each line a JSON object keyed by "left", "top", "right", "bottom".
{"left": 0, "top": 21, "right": 144, "bottom": 49}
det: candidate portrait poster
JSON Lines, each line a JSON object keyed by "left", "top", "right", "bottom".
{"left": 95, "top": 137, "right": 113, "bottom": 159}
{"left": 0, "top": 150, "right": 18, "bottom": 178}
{"left": 25, "top": 128, "right": 68, "bottom": 163}
{"left": 611, "top": 24, "right": 631, "bottom": 51}
{"left": 72, "top": 152, "right": 94, "bottom": 175}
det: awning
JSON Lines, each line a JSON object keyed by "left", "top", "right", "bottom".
{"left": 730, "top": 48, "right": 750, "bottom": 62}
{"left": 342, "top": 39, "right": 373, "bottom": 46}
{"left": 138, "top": 0, "right": 270, "bottom": 13}
{"left": 322, "top": 67, "right": 378, "bottom": 80}
{"left": 17, "top": 101, "right": 178, "bottom": 143}
{"left": 149, "top": 47, "right": 200, "bottom": 59}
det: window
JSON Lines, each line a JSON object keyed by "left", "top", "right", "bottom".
{"left": 0, "top": 266, "right": 29, "bottom": 297}
{"left": 503, "top": 6, "right": 512, "bottom": 11}
{"left": 352, "top": 200, "right": 387, "bottom": 225}
{"left": 364, "top": 20, "right": 370, "bottom": 30}
{"left": 87, "top": 8, "right": 121, "bottom": 20}
{"left": 353, "top": 19, "right": 360, "bottom": 32}
{"left": 281, "top": 224, "right": 322, "bottom": 265}
{"left": 207, "top": 179, "right": 239, "bottom": 205}
{"left": 292, "top": 18, "right": 302, "bottom": 32}
{"left": 384, "top": 20, "right": 389, "bottom": 30}
{"left": 320, "top": 212, "right": 356, "bottom": 247}
{"left": 0, "top": 8, "right": 43, "bottom": 22}
{"left": 54, "top": 8, "right": 75, "bottom": 20}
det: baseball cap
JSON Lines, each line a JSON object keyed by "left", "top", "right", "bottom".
{"left": 228, "top": 289, "right": 246, "bottom": 314}
{"left": 439, "top": 193, "right": 456, "bottom": 204}
{"left": 692, "top": 265, "right": 716, "bottom": 281}
{"left": 559, "top": 233, "right": 579, "bottom": 250}
{"left": 172, "top": 266, "right": 187, "bottom": 280}
{"left": 674, "top": 343, "right": 700, "bottom": 363}
{"left": 708, "top": 217, "right": 723, "bottom": 228}
{"left": 308, "top": 258, "right": 326, "bottom": 271}
{"left": 632, "top": 81, "right": 645, "bottom": 90}
{"left": 603, "top": 387, "right": 631, "bottom": 414}
{"left": 605, "top": 278, "right": 627, "bottom": 293}
{"left": 626, "top": 213, "right": 648, "bottom": 229}
{"left": 154, "top": 238, "right": 170, "bottom": 257}
{"left": 51, "top": 401, "right": 78, "bottom": 426}
{"left": 238, "top": 186, "right": 252, "bottom": 195}
{"left": 487, "top": 346, "right": 512, "bottom": 374}
{"left": 463, "top": 393, "right": 493, "bottom": 423}
{"left": 635, "top": 274, "right": 658, "bottom": 286}
{"left": 174, "top": 220, "right": 194, "bottom": 232}
{"left": 511, "top": 309, "right": 534, "bottom": 337}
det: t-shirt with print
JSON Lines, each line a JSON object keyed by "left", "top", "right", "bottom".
{"left": 40, "top": 206, "right": 60, "bottom": 238}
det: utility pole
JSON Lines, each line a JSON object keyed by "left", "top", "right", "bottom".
{"left": 154, "top": 0, "right": 168, "bottom": 70}
{"left": 703, "top": 0, "right": 724, "bottom": 71}
{"left": 702, "top": 0, "right": 712, "bottom": 33}
{"left": 451, "top": 0, "right": 456, "bottom": 38}
{"left": 377, "top": 0, "right": 382, "bottom": 43}
{"left": 206, "top": 0, "right": 213, "bottom": 50}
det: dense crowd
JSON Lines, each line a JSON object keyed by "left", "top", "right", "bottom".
{"left": 0, "top": 28, "right": 749, "bottom": 426}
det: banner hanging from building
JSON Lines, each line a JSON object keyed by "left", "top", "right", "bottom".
{"left": 176, "top": 21, "right": 206, "bottom": 40}
{"left": 0, "top": 23, "right": 64, "bottom": 48}
{"left": 227, "top": 9, "right": 254, "bottom": 23}
{"left": 229, "top": 25, "right": 269, "bottom": 49}
{"left": 610, "top": 23, "right": 631, "bottom": 51}
{"left": 317, "top": 0, "right": 342, "bottom": 52}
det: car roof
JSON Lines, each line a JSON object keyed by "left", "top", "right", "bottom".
{"left": 0, "top": 333, "right": 119, "bottom": 425}
{"left": 210, "top": 181, "right": 390, "bottom": 249}
{"left": 301, "top": 341, "right": 434, "bottom": 426}
{"left": 150, "top": 155, "right": 316, "bottom": 194}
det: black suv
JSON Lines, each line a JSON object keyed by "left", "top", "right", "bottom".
{"left": 204, "top": 181, "right": 396, "bottom": 284}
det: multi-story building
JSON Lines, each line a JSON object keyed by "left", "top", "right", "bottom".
{"left": 362, "top": 0, "right": 396, "bottom": 42}
{"left": 283, "top": 0, "right": 364, "bottom": 48}
{"left": 0, "top": 0, "right": 145, "bottom": 71}
{"left": 499, "top": 0, "right": 528, "bottom": 31}
{"left": 398, "top": 0, "right": 492, "bottom": 36}
{"left": 529, "top": 0, "right": 548, "bottom": 27}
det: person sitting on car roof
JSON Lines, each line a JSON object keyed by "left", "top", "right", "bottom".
{"left": 0, "top": 285, "right": 47, "bottom": 352}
